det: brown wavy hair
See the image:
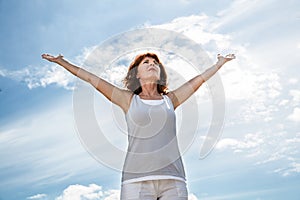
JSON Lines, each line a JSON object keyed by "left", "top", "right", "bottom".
{"left": 123, "top": 52, "right": 168, "bottom": 95}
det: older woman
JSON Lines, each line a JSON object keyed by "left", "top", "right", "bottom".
{"left": 42, "top": 52, "right": 235, "bottom": 200}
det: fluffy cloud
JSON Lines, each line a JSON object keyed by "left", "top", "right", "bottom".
{"left": 151, "top": 13, "right": 283, "bottom": 124}
{"left": 0, "top": 14, "right": 240, "bottom": 92}
{"left": 216, "top": 133, "right": 264, "bottom": 154}
{"left": 55, "top": 184, "right": 106, "bottom": 200}
{"left": 0, "top": 64, "right": 75, "bottom": 90}
{"left": 1, "top": 0, "right": 299, "bottom": 188}
{"left": 0, "top": 99, "right": 116, "bottom": 189}
{"left": 289, "top": 90, "right": 300, "bottom": 105}
{"left": 288, "top": 107, "right": 300, "bottom": 122}
{"left": 56, "top": 184, "right": 122, "bottom": 200}
{"left": 216, "top": 130, "right": 300, "bottom": 176}
{"left": 27, "top": 193, "right": 47, "bottom": 200}
{"left": 288, "top": 78, "right": 298, "bottom": 85}
{"left": 0, "top": 12, "right": 284, "bottom": 117}
{"left": 54, "top": 184, "right": 198, "bottom": 200}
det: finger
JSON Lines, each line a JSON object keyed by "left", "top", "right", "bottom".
{"left": 226, "top": 54, "right": 234, "bottom": 58}
{"left": 226, "top": 54, "right": 235, "bottom": 60}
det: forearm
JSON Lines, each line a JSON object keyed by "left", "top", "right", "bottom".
{"left": 187, "top": 61, "right": 224, "bottom": 91}
{"left": 200, "top": 62, "right": 223, "bottom": 82}
{"left": 42, "top": 53, "right": 132, "bottom": 111}
{"left": 55, "top": 59, "right": 97, "bottom": 84}
{"left": 170, "top": 54, "right": 235, "bottom": 108}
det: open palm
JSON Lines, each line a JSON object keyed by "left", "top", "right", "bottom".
{"left": 216, "top": 54, "right": 236, "bottom": 66}
{"left": 41, "top": 54, "right": 63, "bottom": 63}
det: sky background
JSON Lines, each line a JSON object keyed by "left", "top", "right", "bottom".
{"left": 1, "top": 0, "right": 300, "bottom": 200}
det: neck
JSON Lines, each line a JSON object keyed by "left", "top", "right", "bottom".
{"left": 139, "top": 82, "right": 160, "bottom": 98}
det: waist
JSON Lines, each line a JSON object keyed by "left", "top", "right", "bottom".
{"left": 122, "top": 175, "right": 186, "bottom": 185}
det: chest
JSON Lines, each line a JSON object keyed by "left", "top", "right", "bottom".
{"left": 125, "top": 96, "right": 176, "bottom": 131}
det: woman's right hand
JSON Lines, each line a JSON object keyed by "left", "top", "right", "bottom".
{"left": 41, "top": 54, "right": 64, "bottom": 63}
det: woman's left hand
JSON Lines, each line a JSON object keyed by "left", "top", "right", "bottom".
{"left": 216, "top": 54, "right": 236, "bottom": 67}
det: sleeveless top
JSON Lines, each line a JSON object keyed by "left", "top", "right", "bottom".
{"left": 122, "top": 94, "right": 186, "bottom": 183}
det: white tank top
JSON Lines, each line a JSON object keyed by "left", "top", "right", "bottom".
{"left": 122, "top": 94, "right": 186, "bottom": 183}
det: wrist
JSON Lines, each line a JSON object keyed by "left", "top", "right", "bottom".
{"left": 55, "top": 58, "right": 65, "bottom": 64}
{"left": 215, "top": 61, "right": 224, "bottom": 69}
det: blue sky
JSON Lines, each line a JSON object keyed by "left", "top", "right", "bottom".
{"left": 1, "top": 0, "right": 300, "bottom": 199}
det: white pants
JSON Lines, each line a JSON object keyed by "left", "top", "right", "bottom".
{"left": 120, "top": 179, "right": 188, "bottom": 200}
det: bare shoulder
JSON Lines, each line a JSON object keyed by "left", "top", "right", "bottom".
{"left": 122, "top": 89, "right": 134, "bottom": 104}
{"left": 116, "top": 89, "right": 134, "bottom": 113}
{"left": 166, "top": 91, "right": 179, "bottom": 109}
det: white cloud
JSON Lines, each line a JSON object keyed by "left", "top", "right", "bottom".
{"left": 288, "top": 107, "right": 300, "bottom": 122}
{"left": 153, "top": 14, "right": 228, "bottom": 47}
{"left": 150, "top": 13, "right": 283, "bottom": 124}
{"left": 74, "top": 46, "right": 98, "bottom": 65}
{"left": 288, "top": 78, "right": 298, "bottom": 85}
{"left": 0, "top": 64, "right": 75, "bottom": 90}
{"left": 27, "top": 193, "right": 47, "bottom": 200}
{"left": 279, "top": 99, "right": 289, "bottom": 106}
{"left": 289, "top": 89, "right": 300, "bottom": 105}
{"left": 216, "top": 133, "right": 264, "bottom": 153}
{"left": 0, "top": 97, "right": 115, "bottom": 188}
{"left": 54, "top": 183, "right": 199, "bottom": 200}
{"left": 55, "top": 184, "right": 104, "bottom": 200}
{"left": 103, "top": 190, "right": 120, "bottom": 200}
{"left": 215, "top": 138, "right": 239, "bottom": 149}
{"left": 0, "top": 12, "right": 284, "bottom": 122}
{"left": 0, "top": 68, "right": 5, "bottom": 76}
{"left": 179, "top": 0, "right": 193, "bottom": 4}
{"left": 1, "top": 2, "right": 299, "bottom": 196}
{"left": 211, "top": 0, "right": 300, "bottom": 76}
{"left": 222, "top": 68, "right": 281, "bottom": 101}
{"left": 186, "top": 186, "right": 288, "bottom": 200}
{"left": 16, "top": 11, "right": 296, "bottom": 177}
{"left": 188, "top": 193, "right": 199, "bottom": 200}
{"left": 216, "top": 129, "right": 300, "bottom": 177}
{"left": 215, "top": 0, "right": 271, "bottom": 28}
{"left": 273, "top": 161, "right": 300, "bottom": 177}
{"left": 288, "top": 162, "right": 300, "bottom": 174}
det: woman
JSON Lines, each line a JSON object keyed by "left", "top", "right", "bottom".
{"left": 42, "top": 52, "right": 235, "bottom": 200}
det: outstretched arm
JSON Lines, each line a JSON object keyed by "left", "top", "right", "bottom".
{"left": 41, "top": 54, "right": 132, "bottom": 112}
{"left": 168, "top": 54, "right": 235, "bottom": 109}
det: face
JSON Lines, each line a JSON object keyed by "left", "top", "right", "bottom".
{"left": 136, "top": 57, "right": 161, "bottom": 82}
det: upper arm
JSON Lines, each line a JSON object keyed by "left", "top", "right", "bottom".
{"left": 55, "top": 62, "right": 133, "bottom": 111}
{"left": 88, "top": 73, "right": 133, "bottom": 112}
{"left": 167, "top": 74, "right": 205, "bottom": 109}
